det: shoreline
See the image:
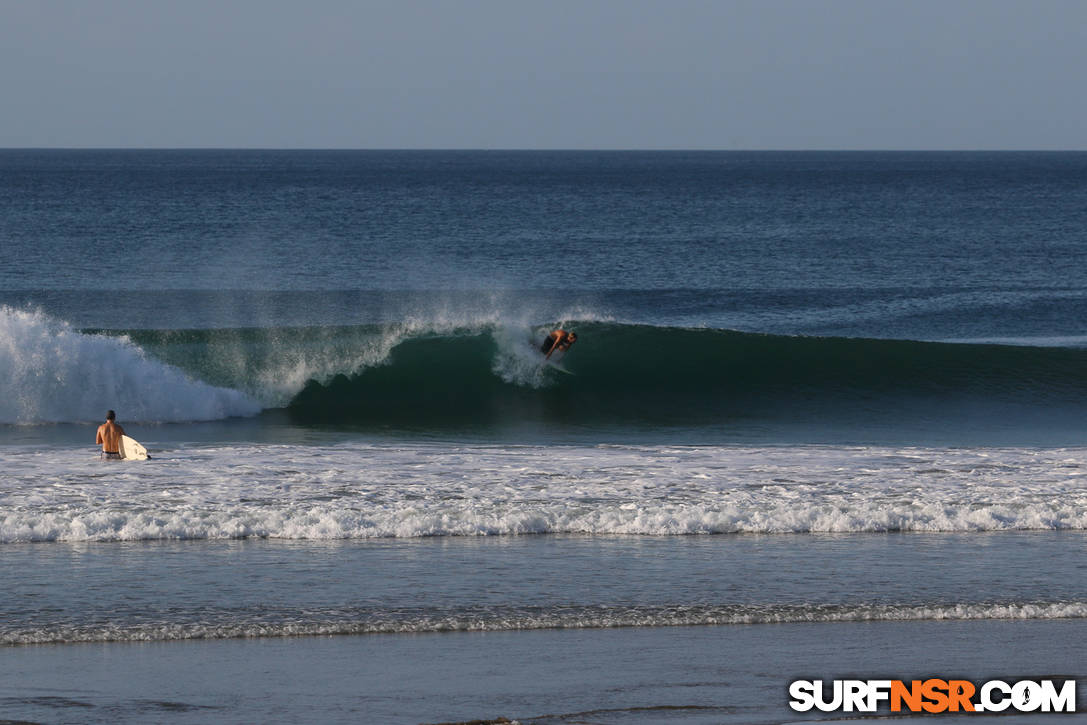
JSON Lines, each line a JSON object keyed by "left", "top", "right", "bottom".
{"left": 4, "top": 620, "right": 1085, "bottom": 724}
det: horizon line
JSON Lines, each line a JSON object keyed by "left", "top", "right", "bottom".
{"left": 2, "top": 147, "right": 1086, "bottom": 153}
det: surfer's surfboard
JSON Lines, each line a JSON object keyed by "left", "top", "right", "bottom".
{"left": 119, "top": 435, "right": 149, "bottom": 461}
{"left": 531, "top": 340, "right": 576, "bottom": 375}
{"left": 544, "top": 359, "right": 576, "bottom": 375}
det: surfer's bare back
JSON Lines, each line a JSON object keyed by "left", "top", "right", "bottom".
{"left": 96, "top": 410, "right": 125, "bottom": 460}
{"left": 541, "top": 330, "right": 577, "bottom": 359}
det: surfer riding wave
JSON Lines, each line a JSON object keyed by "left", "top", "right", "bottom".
{"left": 541, "top": 329, "right": 577, "bottom": 359}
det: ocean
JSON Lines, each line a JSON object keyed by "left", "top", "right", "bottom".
{"left": 2, "top": 150, "right": 1086, "bottom": 724}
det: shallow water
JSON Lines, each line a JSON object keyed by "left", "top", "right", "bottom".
{"left": 5, "top": 619, "right": 1086, "bottom": 724}
{"left": 3, "top": 532, "right": 1087, "bottom": 645}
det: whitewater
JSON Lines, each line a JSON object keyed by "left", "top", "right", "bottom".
{"left": 5, "top": 442, "right": 1087, "bottom": 543}
{"left": 0, "top": 307, "right": 261, "bottom": 424}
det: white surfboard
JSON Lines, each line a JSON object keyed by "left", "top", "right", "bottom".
{"left": 119, "top": 435, "right": 149, "bottom": 461}
{"left": 544, "top": 358, "right": 576, "bottom": 375}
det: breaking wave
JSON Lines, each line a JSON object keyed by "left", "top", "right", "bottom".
{"left": 0, "top": 307, "right": 259, "bottom": 424}
{"left": 7, "top": 305, "right": 1087, "bottom": 429}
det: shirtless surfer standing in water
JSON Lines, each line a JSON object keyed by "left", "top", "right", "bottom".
{"left": 541, "top": 329, "right": 577, "bottom": 359}
{"left": 96, "top": 410, "right": 125, "bottom": 460}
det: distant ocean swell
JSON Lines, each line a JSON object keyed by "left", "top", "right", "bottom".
{"left": 4, "top": 306, "right": 1087, "bottom": 425}
{"left": 6, "top": 601, "right": 1086, "bottom": 645}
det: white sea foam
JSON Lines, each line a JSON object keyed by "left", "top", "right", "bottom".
{"left": 4, "top": 443, "right": 1087, "bottom": 542}
{"left": 0, "top": 307, "right": 261, "bottom": 424}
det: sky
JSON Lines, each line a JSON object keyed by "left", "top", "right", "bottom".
{"left": 2, "top": 0, "right": 1086, "bottom": 150}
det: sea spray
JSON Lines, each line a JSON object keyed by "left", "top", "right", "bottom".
{"left": 0, "top": 306, "right": 260, "bottom": 424}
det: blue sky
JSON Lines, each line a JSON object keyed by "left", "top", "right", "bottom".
{"left": 3, "top": 0, "right": 1085, "bottom": 149}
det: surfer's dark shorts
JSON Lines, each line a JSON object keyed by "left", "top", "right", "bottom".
{"left": 102, "top": 451, "right": 122, "bottom": 460}
{"left": 541, "top": 339, "right": 553, "bottom": 353}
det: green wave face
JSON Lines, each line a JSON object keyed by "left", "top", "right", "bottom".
{"left": 108, "top": 322, "right": 1087, "bottom": 433}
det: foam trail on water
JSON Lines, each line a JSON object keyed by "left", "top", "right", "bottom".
{"left": 6, "top": 601, "right": 1086, "bottom": 645}
{"left": 0, "top": 307, "right": 260, "bottom": 424}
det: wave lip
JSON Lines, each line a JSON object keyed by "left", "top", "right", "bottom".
{"left": 0, "top": 307, "right": 261, "bottom": 424}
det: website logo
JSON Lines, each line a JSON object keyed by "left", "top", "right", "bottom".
{"left": 789, "top": 679, "right": 1076, "bottom": 714}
